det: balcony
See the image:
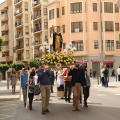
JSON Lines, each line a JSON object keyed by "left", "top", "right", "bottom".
{"left": 15, "top": 21, "right": 23, "bottom": 28}
{"left": 14, "top": 0, "right": 22, "bottom": 5}
{"left": 15, "top": 8, "right": 22, "bottom": 16}
{"left": 33, "top": 13, "right": 41, "bottom": 20}
{"left": 16, "top": 56, "right": 24, "bottom": 61}
{"left": 1, "top": 14, "right": 8, "bottom": 21}
{"left": 1, "top": 24, "right": 9, "bottom": 31}
{"left": 15, "top": 33, "right": 23, "bottom": 39}
{"left": 34, "top": 40, "right": 42, "bottom": 46}
{"left": 34, "top": 53, "right": 41, "bottom": 57}
{"left": 32, "top": 0, "right": 41, "bottom": 9}
{"left": 33, "top": 26, "right": 42, "bottom": 34}
{"left": 16, "top": 45, "right": 24, "bottom": 50}
{"left": 2, "top": 35, "right": 9, "bottom": 41}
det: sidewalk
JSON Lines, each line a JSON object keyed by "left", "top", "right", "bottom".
{"left": 0, "top": 80, "right": 20, "bottom": 101}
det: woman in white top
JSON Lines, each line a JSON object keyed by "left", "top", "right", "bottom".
{"left": 56, "top": 68, "right": 65, "bottom": 98}
{"left": 33, "top": 72, "right": 40, "bottom": 100}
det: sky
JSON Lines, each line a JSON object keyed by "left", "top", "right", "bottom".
{"left": 0, "top": 0, "right": 6, "bottom": 4}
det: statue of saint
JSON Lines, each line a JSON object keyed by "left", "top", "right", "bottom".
{"left": 52, "top": 26, "right": 63, "bottom": 52}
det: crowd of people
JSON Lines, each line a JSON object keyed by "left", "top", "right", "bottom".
{"left": 10, "top": 60, "right": 91, "bottom": 114}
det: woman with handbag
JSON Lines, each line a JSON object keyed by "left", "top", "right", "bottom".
{"left": 10, "top": 68, "right": 18, "bottom": 94}
{"left": 33, "top": 72, "right": 40, "bottom": 100}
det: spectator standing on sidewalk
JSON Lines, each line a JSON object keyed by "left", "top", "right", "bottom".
{"left": 68, "top": 61, "right": 84, "bottom": 111}
{"left": 101, "top": 66, "right": 105, "bottom": 86}
{"left": 90, "top": 69, "right": 92, "bottom": 78}
{"left": 83, "top": 69, "right": 91, "bottom": 107}
{"left": 30, "top": 67, "right": 36, "bottom": 77}
{"left": 10, "top": 68, "right": 18, "bottom": 94}
{"left": 117, "top": 66, "right": 120, "bottom": 81}
{"left": 37, "top": 60, "right": 52, "bottom": 114}
{"left": 50, "top": 68, "right": 55, "bottom": 93}
{"left": 21, "top": 69, "right": 28, "bottom": 107}
{"left": 103, "top": 65, "right": 109, "bottom": 87}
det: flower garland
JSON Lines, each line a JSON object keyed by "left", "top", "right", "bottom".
{"left": 40, "top": 52, "right": 75, "bottom": 66}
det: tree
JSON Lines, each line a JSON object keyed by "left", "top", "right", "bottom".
{"left": 0, "top": 64, "right": 9, "bottom": 72}
{"left": 0, "top": 37, "right": 3, "bottom": 52}
{"left": 29, "top": 58, "right": 40, "bottom": 69}
{"left": 10, "top": 62, "right": 25, "bottom": 71}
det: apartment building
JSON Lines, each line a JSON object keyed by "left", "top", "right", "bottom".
{"left": 0, "top": 0, "right": 13, "bottom": 64}
{"left": 47, "top": 0, "right": 120, "bottom": 74}
{"left": 31, "top": 0, "right": 48, "bottom": 58}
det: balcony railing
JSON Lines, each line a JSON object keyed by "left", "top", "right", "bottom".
{"left": 15, "top": 8, "right": 22, "bottom": 16}
{"left": 33, "top": 13, "right": 41, "bottom": 20}
{"left": 32, "top": 0, "right": 40, "bottom": 7}
{"left": 15, "top": 33, "right": 23, "bottom": 38}
{"left": 14, "top": 0, "right": 22, "bottom": 4}
{"left": 16, "top": 56, "right": 24, "bottom": 61}
{"left": 34, "top": 53, "right": 41, "bottom": 57}
{"left": 15, "top": 21, "right": 23, "bottom": 27}
{"left": 33, "top": 26, "right": 42, "bottom": 33}
{"left": 34, "top": 40, "right": 42, "bottom": 45}
{"left": 16, "top": 45, "right": 24, "bottom": 49}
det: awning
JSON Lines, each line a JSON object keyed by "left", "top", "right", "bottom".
{"left": 103, "top": 60, "right": 115, "bottom": 63}
{"left": 91, "top": 60, "right": 101, "bottom": 63}
{"left": 76, "top": 60, "right": 89, "bottom": 63}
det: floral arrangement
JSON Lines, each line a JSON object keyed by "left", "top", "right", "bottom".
{"left": 40, "top": 52, "right": 75, "bottom": 66}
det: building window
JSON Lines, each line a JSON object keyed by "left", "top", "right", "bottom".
{"left": 94, "top": 40, "right": 99, "bottom": 49}
{"left": 105, "top": 40, "right": 114, "bottom": 51}
{"left": 105, "top": 21, "right": 114, "bottom": 31}
{"left": 115, "top": 4, "right": 119, "bottom": 13}
{"left": 44, "top": 22, "right": 48, "bottom": 29}
{"left": 93, "top": 3, "right": 97, "bottom": 12}
{"left": 50, "top": 44, "right": 53, "bottom": 52}
{"left": 115, "top": 23, "right": 119, "bottom": 31}
{"left": 25, "top": 2, "right": 28, "bottom": 11}
{"left": 57, "top": 8, "right": 59, "bottom": 18}
{"left": 44, "top": 8, "right": 47, "bottom": 15}
{"left": 45, "top": 35, "right": 48, "bottom": 41}
{"left": 25, "top": 14, "right": 28, "bottom": 23}
{"left": 50, "top": 27, "right": 53, "bottom": 37}
{"left": 63, "top": 43, "right": 66, "bottom": 50}
{"left": 62, "top": 6, "right": 65, "bottom": 15}
{"left": 116, "top": 41, "right": 120, "bottom": 49}
{"left": 71, "top": 2, "right": 82, "bottom": 14}
{"left": 26, "top": 50, "right": 29, "bottom": 59}
{"left": 25, "top": 26, "right": 29, "bottom": 34}
{"left": 72, "top": 40, "right": 83, "bottom": 51}
{"left": 49, "top": 9, "right": 54, "bottom": 20}
{"left": 93, "top": 22, "right": 98, "bottom": 30}
{"left": 104, "top": 2, "right": 113, "bottom": 13}
{"left": 62, "top": 25, "right": 65, "bottom": 33}
{"left": 71, "top": 21, "right": 83, "bottom": 32}
{"left": 26, "top": 38, "right": 29, "bottom": 46}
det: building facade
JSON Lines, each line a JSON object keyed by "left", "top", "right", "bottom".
{"left": 47, "top": 0, "right": 120, "bottom": 74}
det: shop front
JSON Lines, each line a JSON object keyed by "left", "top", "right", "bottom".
{"left": 76, "top": 60, "right": 89, "bottom": 68}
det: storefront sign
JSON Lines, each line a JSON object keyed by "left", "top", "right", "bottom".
{"left": 91, "top": 60, "right": 101, "bottom": 62}
{"left": 103, "top": 60, "right": 115, "bottom": 63}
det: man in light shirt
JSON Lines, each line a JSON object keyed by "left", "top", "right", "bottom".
{"left": 117, "top": 66, "right": 120, "bottom": 81}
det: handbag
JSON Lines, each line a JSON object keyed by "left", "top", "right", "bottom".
{"left": 34, "top": 85, "right": 40, "bottom": 95}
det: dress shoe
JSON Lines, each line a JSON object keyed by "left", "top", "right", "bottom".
{"left": 41, "top": 110, "right": 46, "bottom": 114}
{"left": 45, "top": 109, "right": 50, "bottom": 113}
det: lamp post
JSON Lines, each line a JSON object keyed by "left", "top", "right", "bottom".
{"left": 39, "top": 41, "right": 50, "bottom": 56}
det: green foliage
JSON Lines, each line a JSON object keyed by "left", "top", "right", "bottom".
{"left": 0, "top": 37, "right": 3, "bottom": 52}
{"left": 10, "top": 62, "right": 25, "bottom": 71}
{"left": 29, "top": 58, "right": 40, "bottom": 69}
{"left": 0, "top": 64, "right": 9, "bottom": 72}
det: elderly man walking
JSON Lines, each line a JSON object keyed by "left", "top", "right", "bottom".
{"left": 37, "top": 60, "right": 52, "bottom": 114}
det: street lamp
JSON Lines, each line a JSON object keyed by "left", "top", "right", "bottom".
{"left": 39, "top": 41, "right": 50, "bottom": 56}
{"left": 63, "top": 42, "right": 76, "bottom": 54}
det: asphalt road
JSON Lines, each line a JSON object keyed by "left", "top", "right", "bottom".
{"left": 0, "top": 77, "right": 120, "bottom": 120}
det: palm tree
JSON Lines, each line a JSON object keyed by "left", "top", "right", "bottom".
{"left": 0, "top": 37, "right": 3, "bottom": 52}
